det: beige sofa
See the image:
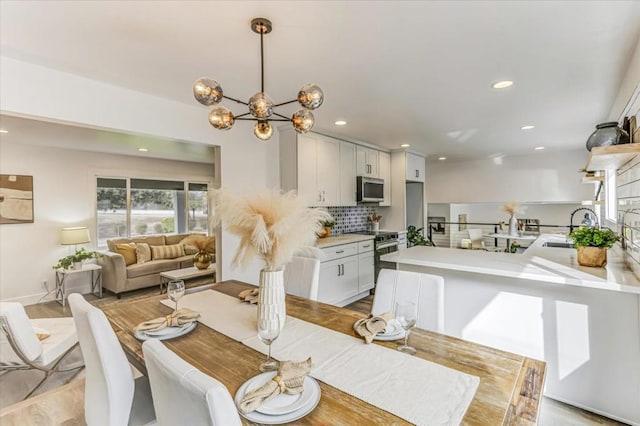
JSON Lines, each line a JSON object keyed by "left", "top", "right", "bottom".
{"left": 98, "top": 233, "right": 207, "bottom": 297}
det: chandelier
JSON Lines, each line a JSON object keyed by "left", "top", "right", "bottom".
{"left": 193, "top": 18, "right": 324, "bottom": 141}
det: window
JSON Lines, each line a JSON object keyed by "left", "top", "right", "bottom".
{"left": 97, "top": 177, "right": 208, "bottom": 247}
{"left": 605, "top": 169, "right": 617, "bottom": 223}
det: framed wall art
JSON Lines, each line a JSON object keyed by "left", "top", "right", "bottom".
{"left": 0, "top": 175, "right": 34, "bottom": 224}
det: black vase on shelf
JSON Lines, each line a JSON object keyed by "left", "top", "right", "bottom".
{"left": 585, "top": 122, "right": 630, "bottom": 151}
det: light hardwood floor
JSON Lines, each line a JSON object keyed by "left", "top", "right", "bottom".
{"left": 2, "top": 287, "right": 626, "bottom": 426}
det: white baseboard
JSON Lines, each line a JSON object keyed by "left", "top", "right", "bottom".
{"left": 1, "top": 283, "right": 92, "bottom": 306}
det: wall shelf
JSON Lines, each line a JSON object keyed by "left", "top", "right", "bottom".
{"left": 585, "top": 144, "right": 640, "bottom": 171}
{"left": 581, "top": 175, "right": 604, "bottom": 184}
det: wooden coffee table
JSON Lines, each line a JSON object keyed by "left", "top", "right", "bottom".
{"left": 159, "top": 264, "right": 216, "bottom": 293}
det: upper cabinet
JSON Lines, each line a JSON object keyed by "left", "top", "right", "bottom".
{"left": 356, "top": 147, "right": 379, "bottom": 178}
{"left": 406, "top": 152, "right": 426, "bottom": 182}
{"left": 280, "top": 129, "right": 390, "bottom": 207}
{"left": 379, "top": 151, "right": 391, "bottom": 206}
{"left": 339, "top": 141, "right": 357, "bottom": 206}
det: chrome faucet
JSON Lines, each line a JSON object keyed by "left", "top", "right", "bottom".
{"left": 569, "top": 207, "right": 599, "bottom": 234}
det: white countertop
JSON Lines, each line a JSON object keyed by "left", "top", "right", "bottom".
{"left": 316, "top": 234, "right": 374, "bottom": 248}
{"left": 381, "top": 234, "right": 640, "bottom": 294}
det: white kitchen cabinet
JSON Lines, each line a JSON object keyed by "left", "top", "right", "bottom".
{"left": 280, "top": 129, "right": 356, "bottom": 207}
{"left": 339, "top": 141, "right": 357, "bottom": 206}
{"left": 318, "top": 238, "right": 375, "bottom": 307}
{"left": 357, "top": 251, "right": 374, "bottom": 292}
{"left": 379, "top": 151, "right": 391, "bottom": 206}
{"left": 398, "top": 231, "right": 408, "bottom": 250}
{"left": 318, "top": 256, "right": 359, "bottom": 306}
{"left": 406, "top": 152, "right": 426, "bottom": 183}
{"left": 356, "top": 146, "right": 379, "bottom": 178}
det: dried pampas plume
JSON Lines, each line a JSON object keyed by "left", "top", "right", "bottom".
{"left": 210, "top": 189, "right": 331, "bottom": 271}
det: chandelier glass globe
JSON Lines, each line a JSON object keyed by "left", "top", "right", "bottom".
{"left": 249, "top": 92, "right": 274, "bottom": 119}
{"left": 292, "top": 109, "right": 315, "bottom": 134}
{"left": 254, "top": 121, "right": 273, "bottom": 141}
{"left": 297, "top": 83, "right": 324, "bottom": 110}
{"left": 208, "top": 107, "right": 235, "bottom": 130}
{"left": 193, "top": 78, "right": 223, "bottom": 106}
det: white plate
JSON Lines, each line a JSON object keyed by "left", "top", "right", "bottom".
{"left": 374, "top": 320, "right": 406, "bottom": 341}
{"left": 235, "top": 372, "right": 321, "bottom": 424}
{"left": 144, "top": 323, "right": 191, "bottom": 336}
{"left": 134, "top": 322, "right": 196, "bottom": 341}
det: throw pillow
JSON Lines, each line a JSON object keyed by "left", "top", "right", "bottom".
{"left": 151, "top": 243, "right": 185, "bottom": 260}
{"left": 116, "top": 243, "right": 137, "bottom": 266}
{"left": 183, "top": 243, "right": 199, "bottom": 255}
{"left": 136, "top": 243, "right": 152, "bottom": 264}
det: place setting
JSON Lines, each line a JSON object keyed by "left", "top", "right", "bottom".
{"left": 133, "top": 279, "right": 200, "bottom": 341}
{"left": 353, "top": 301, "right": 417, "bottom": 353}
{"left": 234, "top": 312, "right": 321, "bottom": 424}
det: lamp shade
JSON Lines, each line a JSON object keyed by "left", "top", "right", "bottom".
{"left": 61, "top": 227, "right": 90, "bottom": 245}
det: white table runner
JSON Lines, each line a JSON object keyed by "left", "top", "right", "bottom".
{"left": 162, "top": 290, "right": 479, "bottom": 425}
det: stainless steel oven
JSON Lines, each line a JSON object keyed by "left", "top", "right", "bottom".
{"left": 374, "top": 233, "right": 399, "bottom": 284}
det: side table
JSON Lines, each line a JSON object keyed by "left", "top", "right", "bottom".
{"left": 55, "top": 264, "right": 102, "bottom": 307}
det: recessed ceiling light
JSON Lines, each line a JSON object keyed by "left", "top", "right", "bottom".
{"left": 137, "top": 148, "right": 149, "bottom": 152}
{"left": 0, "top": 129, "right": 8, "bottom": 134}
{"left": 334, "top": 120, "right": 347, "bottom": 126}
{"left": 438, "top": 157, "right": 447, "bottom": 161}
{"left": 534, "top": 146, "right": 545, "bottom": 150}
{"left": 492, "top": 80, "right": 513, "bottom": 89}
{"left": 400, "top": 144, "right": 410, "bottom": 148}
{"left": 521, "top": 125, "right": 535, "bottom": 130}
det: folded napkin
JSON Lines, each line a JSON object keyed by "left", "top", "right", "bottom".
{"left": 238, "top": 358, "right": 312, "bottom": 414}
{"left": 238, "top": 288, "right": 259, "bottom": 304}
{"left": 353, "top": 312, "right": 394, "bottom": 344}
{"left": 134, "top": 308, "right": 200, "bottom": 333}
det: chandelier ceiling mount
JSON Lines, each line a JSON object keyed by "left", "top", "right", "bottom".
{"left": 193, "top": 18, "right": 323, "bottom": 141}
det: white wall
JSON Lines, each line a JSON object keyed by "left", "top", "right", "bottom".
{"left": 0, "top": 139, "right": 213, "bottom": 304}
{"left": 0, "top": 56, "right": 280, "bottom": 303}
{"left": 426, "top": 149, "right": 593, "bottom": 204}
{"left": 608, "top": 38, "right": 640, "bottom": 121}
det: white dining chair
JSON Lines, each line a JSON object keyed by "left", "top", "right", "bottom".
{"left": 0, "top": 302, "right": 84, "bottom": 399}
{"left": 283, "top": 256, "right": 321, "bottom": 301}
{"left": 372, "top": 269, "right": 445, "bottom": 333}
{"left": 142, "top": 339, "right": 241, "bottom": 426}
{"left": 468, "top": 229, "right": 487, "bottom": 250}
{"left": 68, "top": 294, "right": 156, "bottom": 426}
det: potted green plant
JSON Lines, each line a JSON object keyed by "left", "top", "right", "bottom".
{"left": 569, "top": 227, "right": 620, "bottom": 267}
{"left": 53, "top": 248, "right": 102, "bottom": 270}
{"left": 319, "top": 220, "right": 335, "bottom": 238}
{"left": 407, "top": 225, "right": 431, "bottom": 247}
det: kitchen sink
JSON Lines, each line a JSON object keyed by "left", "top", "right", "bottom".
{"left": 542, "top": 241, "right": 574, "bottom": 248}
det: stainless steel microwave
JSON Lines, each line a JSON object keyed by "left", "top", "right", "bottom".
{"left": 357, "top": 176, "right": 384, "bottom": 202}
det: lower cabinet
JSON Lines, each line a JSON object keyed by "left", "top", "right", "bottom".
{"left": 318, "top": 239, "right": 375, "bottom": 307}
{"left": 358, "top": 252, "right": 374, "bottom": 293}
{"left": 318, "top": 256, "right": 359, "bottom": 306}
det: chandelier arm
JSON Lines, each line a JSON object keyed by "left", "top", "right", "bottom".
{"left": 272, "top": 112, "right": 293, "bottom": 121}
{"left": 222, "top": 95, "right": 249, "bottom": 106}
{"left": 234, "top": 112, "right": 251, "bottom": 119}
{"left": 273, "top": 99, "right": 298, "bottom": 108}
{"left": 234, "top": 117, "right": 291, "bottom": 122}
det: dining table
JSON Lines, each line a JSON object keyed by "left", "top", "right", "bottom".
{"left": 102, "top": 280, "right": 546, "bottom": 425}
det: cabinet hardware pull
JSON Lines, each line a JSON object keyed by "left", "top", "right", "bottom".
{"left": 337, "top": 264, "right": 341, "bottom": 276}
{"left": 415, "top": 170, "right": 418, "bottom": 178}
{"left": 363, "top": 244, "right": 370, "bottom": 248}
{"left": 340, "top": 264, "right": 344, "bottom": 276}
{"left": 336, "top": 250, "right": 344, "bottom": 254}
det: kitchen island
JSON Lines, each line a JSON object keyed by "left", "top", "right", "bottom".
{"left": 381, "top": 234, "right": 640, "bottom": 425}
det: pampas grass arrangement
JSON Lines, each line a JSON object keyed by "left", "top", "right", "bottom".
{"left": 210, "top": 189, "right": 331, "bottom": 271}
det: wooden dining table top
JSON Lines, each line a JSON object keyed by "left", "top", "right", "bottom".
{"left": 102, "top": 280, "right": 546, "bottom": 425}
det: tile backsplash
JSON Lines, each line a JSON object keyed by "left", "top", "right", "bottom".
{"left": 617, "top": 155, "right": 640, "bottom": 280}
{"left": 327, "top": 205, "right": 380, "bottom": 234}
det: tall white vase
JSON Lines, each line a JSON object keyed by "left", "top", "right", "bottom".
{"left": 257, "top": 269, "right": 286, "bottom": 332}
{"left": 508, "top": 215, "right": 518, "bottom": 236}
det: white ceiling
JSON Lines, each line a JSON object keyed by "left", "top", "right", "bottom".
{"left": 1, "top": 1, "right": 639, "bottom": 161}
